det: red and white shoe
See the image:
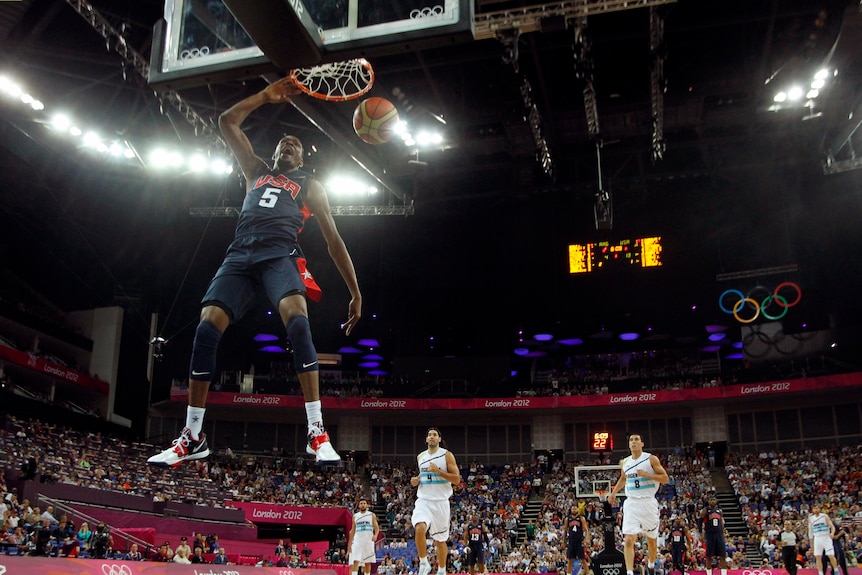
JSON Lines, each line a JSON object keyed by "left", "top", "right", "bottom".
{"left": 147, "top": 427, "right": 210, "bottom": 467}
{"left": 306, "top": 430, "right": 341, "bottom": 463}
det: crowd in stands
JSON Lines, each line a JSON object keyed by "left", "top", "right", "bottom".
{"left": 2, "top": 411, "right": 861, "bottom": 572}
{"left": 725, "top": 445, "right": 862, "bottom": 570}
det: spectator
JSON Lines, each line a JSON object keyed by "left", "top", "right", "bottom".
{"left": 191, "top": 546, "right": 208, "bottom": 564}
{"left": 124, "top": 543, "right": 143, "bottom": 561}
{"left": 213, "top": 547, "right": 230, "bottom": 564}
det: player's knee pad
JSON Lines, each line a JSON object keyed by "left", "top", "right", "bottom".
{"left": 286, "top": 315, "right": 318, "bottom": 373}
{"left": 189, "top": 321, "right": 222, "bottom": 382}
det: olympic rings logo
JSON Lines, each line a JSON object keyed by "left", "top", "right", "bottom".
{"left": 718, "top": 282, "right": 802, "bottom": 324}
{"left": 410, "top": 6, "right": 445, "bottom": 19}
{"left": 599, "top": 568, "right": 620, "bottom": 575}
{"left": 742, "top": 570, "right": 773, "bottom": 575}
{"left": 101, "top": 564, "right": 133, "bottom": 575}
{"left": 179, "top": 46, "right": 211, "bottom": 60}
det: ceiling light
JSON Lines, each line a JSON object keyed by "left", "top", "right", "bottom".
{"left": 69, "top": 126, "right": 82, "bottom": 136}
{"left": 188, "top": 153, "right": 208, "bottom": 172}
{"left": 773, "top": 92, "right": 787, "bottom": 103}
{"left": 83, "top": 131, "right": 101, "bottom": 147}
{"left": 787, "top": 86, "right": 803, "bottom": 101}
{"left": 811, "top": 78, "right": 825, "bottom": 90}
{"left": 814, "top": 68, "right": 829, "bottom": 80}
{"left": 806, "top": 89, "right": 819, "bottom": 99}
{"left": 0, "top": 78, "right": 22, "bottom": 98}
{"left": 51, "top": 114, "right": 71, "bottom": 131}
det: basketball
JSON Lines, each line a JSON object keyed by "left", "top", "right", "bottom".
{"left": 352, "top": 97, "right": 399, "bottom": 145}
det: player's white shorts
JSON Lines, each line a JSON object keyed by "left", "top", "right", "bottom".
{"left": 412, "top": 498, "right": 451, "bottom": 542}
{"left": 813, "top": 535, "right": 835, "bottom": 557}
{"left": 349, "top": 540, "right": 377, "bottom": 565}
{"left": 622, "top": 497, "right": 659, "bottom": 538}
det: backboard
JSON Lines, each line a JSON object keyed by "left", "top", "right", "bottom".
{"left": 574, "top": 465, "right": 621, "bottom": 499}
{"left": 149, "top": 0, "right": 474, "bottom": 90}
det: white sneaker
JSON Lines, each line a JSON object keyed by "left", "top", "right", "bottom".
{"left": 147, "top": 428, "right": 210, "bottom": 467}
{"left": 306, "top": 430, "right": 341, "bottom": 463}
{"left": 418, "top": 560, "right": 432, "bottom": 575}
{"left": 437, "top": 570, "right": 446, "bottom": 575}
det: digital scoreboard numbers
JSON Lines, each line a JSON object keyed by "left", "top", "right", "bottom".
{"left": 568, "top": 236, "right": 663, "bottom": 274}
{"left": 590, "top": 431, "right": 613, "bottom": 453}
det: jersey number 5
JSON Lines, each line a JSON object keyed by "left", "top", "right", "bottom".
{"left": 259, "top": 187, "right": 281, "bottom": 208}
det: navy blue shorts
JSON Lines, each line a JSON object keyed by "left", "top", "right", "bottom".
{"left": 466, "top": 545, "right": 485, "bottom": 566}
{"left": 202, "top": 235, "right": 320, "bottom": 321}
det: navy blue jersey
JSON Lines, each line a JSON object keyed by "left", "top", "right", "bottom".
{"left": 466, "top": 524, "right": 487, "bottom": 548}
{"left": 236, "top": 169, "right": 313, "bottom": 241}
{"left": 704, "top": 508, "right": 723, "bottom": 535}
{"left": 671, "top": 527, "right": 687, "bottom": 547}
{"left": 567, "top": 516, "right": 585, "bottom": 546}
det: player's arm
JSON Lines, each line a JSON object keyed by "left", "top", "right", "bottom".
{"left": 426, "top": 451, "right": 460, "bottom": 484}
{"left": 431, "top": 451, "right": 461, "bottom": 485}
{"left": 607, "top": 460, "right": 626, "bottom": 503}
{"left": 826, "top": 515, "right": 836, "bottom": 537}
{"left": 410, "top": 453, "right": 423, "bottom": 487}
{"left": 219, "top": 78, "right": 297, "bottom": 182}
{"left": 347, "top": 515, "right": 357, "bottom": 553}
{"left": 372, "top": 512, "right": 381, "bottom": 541}
{"left": 640, "top": 455, "right": 669, "bottom": 484}
{"left": 582, "top": 517, "right": 591, "bottom": 545}
{"left": 463, "top": 525, "right": 471, "bottom": 552}
{"left": 304, "top": 178, "right": 362, "bottom": 335}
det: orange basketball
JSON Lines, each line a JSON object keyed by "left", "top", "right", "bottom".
{"left": 352, "top": 97, "right": 399, "bottom": 145}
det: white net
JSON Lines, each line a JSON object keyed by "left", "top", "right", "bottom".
{"left": 290, "top": 58, "right": 375, "bottom": 101}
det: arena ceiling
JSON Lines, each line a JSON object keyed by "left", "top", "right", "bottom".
{"left": 1, "top": 0, "right": 861, "bottom": 373}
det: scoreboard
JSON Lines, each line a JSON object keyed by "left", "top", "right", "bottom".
{"left": 590, "top": 431, "right": 613, "bottom": 453}
{"left": 568, "top": 236, "right": 663, "bottom": 274}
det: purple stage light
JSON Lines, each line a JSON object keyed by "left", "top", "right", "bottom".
{"left": 732, "top": 341, "right": 743, "bottom": 349}
{"left": 357, "top": 338, "right": 380, "bottom": 347}
{"left": 724, "top": 353, "right": 744, "bottom": 359}
{"left": 368, "top": 370, "right": 388, "bottom": 376}
{"left": 253, "top": 333, "right": 279, "bottom": 342}
{"left": 525, "top": 351, "right": 547, "bottom": 357}
{"left": 358, "top": 361, "right": 380, "bottom": 368}
{"left": 701, "top": 345, "right": 721, "bottom": 352}
{"left": 511, "top": 370, "right": 518, "bottom": 377}
{"left": 362, "top": 354, "right": 384, "bottom": 361}
{"left": 259, "top": 345, "right": 285, "bottom": 353}
{"left": 533, "top": 333, "right": 554, "bottom": 342}
{"left": 619, "top": 332, "right": 639, "bottom": 341}
{"left": 708, "top": 333, "right": 727, "bottom": 342}
{"left": 337, "top": 346, "right": 364, "bottom": 354}
{"left": 558, "top": 338, "right": 583, "bottom": 346}
{"left": 514, "top": 348, "right": 530, "bottom": 356}
{"left": 704, "top": 324, "right": 728, "bottom": 333}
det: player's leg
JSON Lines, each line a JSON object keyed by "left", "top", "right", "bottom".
{"left": 147, "top": 304, "right": 230, "bottom": 466}
{"left": 646, "top": 536, "right": 658, "bottom": 575}
{"left": 412, "top": 500, "right": 432, "bottom": 575}
{"left": 351, "top": 560, "right": 361, "bottom": 575}
{"left": 434, "top": 540, "right": 449, "bottom": 575}
{"left": 277, "top": 291, "right": 340, "bottom": 462}
{"left": 623, "top": 534, "right": 637, "bottom": 574}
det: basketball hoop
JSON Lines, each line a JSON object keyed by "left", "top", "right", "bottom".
{"left": 289, "top": 58, "right": 375, "bottom": 102}
{"left": 595, "top": 489, "right": 609, "bottom": 503}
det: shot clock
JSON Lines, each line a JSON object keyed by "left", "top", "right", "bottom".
{"left": 590, "top": 431, "right": 613, "bottom": 453}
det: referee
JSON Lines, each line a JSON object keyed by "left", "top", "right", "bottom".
{"left": 779, "top": 521, "right": 798, "bottom": 575}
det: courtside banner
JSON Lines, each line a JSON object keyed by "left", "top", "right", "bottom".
{"left": 0, "top": 556, "right": 344, "bottom": 574}
{"left": 0, "top": 557, "right": 859, "bottom": 575}
{"left": 169, "top": 372, "right": 862, "bottom": 409}
{"left": 0, "top": 344, "right": 109, "bottom": 394}
{"left": 228, "top": 501, "right": 351, "bottom": 528}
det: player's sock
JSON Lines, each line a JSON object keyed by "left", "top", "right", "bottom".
{"left": 305, "top": 400, "right": 324, "bottom": 436}
{"left": 186, "top": 406, "right": 206, "bottom": 439}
